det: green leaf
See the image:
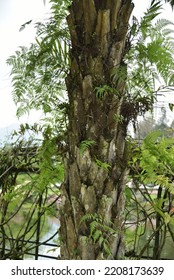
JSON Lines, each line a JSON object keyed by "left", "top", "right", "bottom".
{"left": 93, "top": 230, "right": 102, "bottom": 243}
{"left": 95, "top": 158, "right": 111, "bottom": 171}
{"left": 95, "top": 85, "right": 114, "bottom": 99}
{"left": 169, "top": 103, "right": 174, "bottom": 111}
{"left": 19, "top": 20, "right": 32, "bottom": 32}
{"left": 164, "top": 213, "right": 171, "bottom": 225}
{"left": 125, "top": 185, "right": 133, "bottom": 203}
{"left": 79, "top": 140, "right": 96, "bottom": 155}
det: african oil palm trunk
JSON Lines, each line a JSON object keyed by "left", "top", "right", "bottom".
{"left": 60, "top": 0, "right": 134, "bottom": 259}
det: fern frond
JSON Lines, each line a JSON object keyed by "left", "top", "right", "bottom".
{"left": 79, "top": 140, "right": 96, "bottom": 155}
{"left": 143, "top": 130, "right": 164, "bottom": 146}
{"left": 80, "top": 213, "right": 115, "bottom": 257}
{"left": 127, "top": 1, "right": 174, "bottom": 112}
{"left": 165, "top": 0, "right": 174, "bottom": 9}
{"left": 95, "top": 158, "right": 111, "bottom": 171}
{"left": 92, "top": 229, "right": 102, "bottom": 243}
{"left": 95, "top": 85, "right": 114, "bottom": 99}
{"left": 155, "top": 18, "right": 174, "bottom": 32}
{"left": 140, "top": 0, "right": 162, "bottom": 38}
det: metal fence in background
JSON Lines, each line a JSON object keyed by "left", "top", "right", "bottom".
{"left": 0, "top": 236, "right": 59, "bottom": 260}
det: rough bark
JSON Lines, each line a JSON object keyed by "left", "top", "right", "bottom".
{"left": 60, "top": 0, "right": 134, "bottom": 259}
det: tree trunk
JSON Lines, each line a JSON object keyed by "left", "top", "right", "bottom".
{"left": 60, "top": 0, "right": 134, "bottom": 259}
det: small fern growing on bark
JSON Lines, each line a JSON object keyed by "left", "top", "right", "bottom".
{"left": 80, "top": 213, "right": 117, "bottom": 258}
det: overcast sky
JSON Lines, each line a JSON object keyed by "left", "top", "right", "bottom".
{"left": 0, "top": 0, "right": 51, "bottom": 128}
{"left": 0, "top": 0, "right": 173, "bottom": 129}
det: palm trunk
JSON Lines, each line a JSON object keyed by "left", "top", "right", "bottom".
{"left": 60, "top": 0, "right": 134, "bottom": 259}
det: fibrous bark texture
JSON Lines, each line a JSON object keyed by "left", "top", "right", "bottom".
{"left": 60, "top": 0, "right": 134, "bottom": 259}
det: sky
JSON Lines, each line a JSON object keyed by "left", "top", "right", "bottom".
{"left": 0, "top": 0, "right": 174, "bottom": 130}
{"left": 0, "top": 0, "right": 51, "bottom": 128}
